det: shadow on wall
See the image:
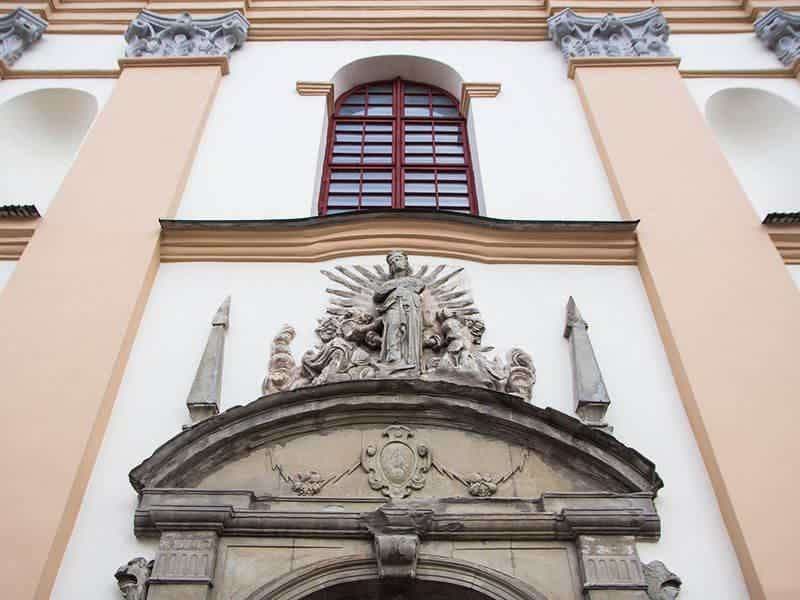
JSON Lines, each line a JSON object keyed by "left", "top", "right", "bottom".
{"left": 706, "top": 87, "right": 800, "bottom": 217}
{"left": 0, "top": 88, "right": 98, "bottom": 213}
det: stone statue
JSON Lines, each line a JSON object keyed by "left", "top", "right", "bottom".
{"left": 374, "top": 250, "right": 426, "bottom": 374}
{"left": 115, "top": 557, "right": 152, "bottom": 600}
{"left": 263, "top": 251, "right": 535, "bottom": 401}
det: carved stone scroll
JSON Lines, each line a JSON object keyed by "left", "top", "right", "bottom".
{"left": 262, "top": 251, "right": 535, "bottom": 401}
{"left": 548, "top": 7, "right": 672, "bottom": 59}
{"left": 362, "top": 425, "right": 432, "bottom": 499}
{"left": 124, "top": 10, "right": 249, "bottom": 58}
{"left": 0, "top": 8, "right": 47, "bottom": 66}
{"left": 186, "top": 296, "right": 230, "bottom": 424}
{"left": 361, "top": 505, "right": 434, "bottom": 579}
{"left": 115, "top": 557, "right": 152, "bottom": 600}
{"left": 643, "top": 561, "right": 682, "bottom": 599}
{"left": 564, "top": 296, "right": 612, "bottom": 431}
{"left": 755, "top": 8, "right": 800, "bottom": 67}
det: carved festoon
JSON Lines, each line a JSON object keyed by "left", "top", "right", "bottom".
{"left": 263, "top": 251, "right": 535, "bottom": 400}
{"left": 124, "top": 10, "right": 249, "bottom": 58}
{"left": 115, "top": 557, "right": 153, "bottom": 600}
{"left": 548, "top": 7, "right": 672, "bottom": 59}
{"left": 186, "top": 296, "right": 230, "bottom": 424}
{"left": 644, "top": 560, "right": 682, "bottom": 600}
{"left": 263, "top": 324, "right": 297, "bottom": 394}
{"left": 564, "top": 296, "right": 612, "bottom": 431}
{"left": 362, "top": 425, "right": 432, "bottom": 499}
{"left": 755, "top": 8, "right": 800, "bottom": 67}
{"left": 433, "top": 448, "right": 529, "bottom": 497}
{"left": 0, "top": 8, "right": 47, "bottom": 66}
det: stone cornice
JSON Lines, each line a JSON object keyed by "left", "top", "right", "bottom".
{"left": 159, "top": 212, "right": 640, "bottom": 265}
{"left": 460, "top": 82, "right": 502, "bottom": 114}
{"left": 567, "top": 55, "right": 681, "bottom": 78}
{"left": 4, "top": 2, "right": 779, "bottom": 39}
{"left": 118, "top": 55, "right": 230, "bottom": 75}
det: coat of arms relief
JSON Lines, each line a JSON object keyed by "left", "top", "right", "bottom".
{"left": 262, "top": 250, "right": 535, "bottom": 400}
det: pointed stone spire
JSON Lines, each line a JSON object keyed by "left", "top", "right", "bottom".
{"left": 563, "top": 296, "right": 612, "bottom": 431}
{"left": 186, "top": 296, "right": 230, "bottom": 425}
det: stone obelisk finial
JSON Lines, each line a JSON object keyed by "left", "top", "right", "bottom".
{"left": 186, "top": 296, "right": 231, "bottom": 425}
{"left": 564, "top": 296, "right": 612, "bottom": 431}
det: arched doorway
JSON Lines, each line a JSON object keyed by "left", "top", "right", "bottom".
{"left": 302, "top": 579, "right": 497, "bottom": 600}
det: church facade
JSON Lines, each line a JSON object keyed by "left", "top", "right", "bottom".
{"left": 0, "top": 3, "right": 799, "bottom": 599}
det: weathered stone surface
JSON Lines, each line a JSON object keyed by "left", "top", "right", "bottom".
{"left": 564, "top": 296, "right": 612, "bottom": 430}
{"left": 115, "top": 557, "right": 152, "bottom": 600}
{"left": 643, "top": 560, "right": 682, "bottom": 599}
{"left": 548, "top": 7, "right": 672, "bottom": 59}
{"left": 263, "top": 251, "right": 535, "bottom": 401}
{"left": 151, "top": 531, "right": 218, "bottom": 585}
{"left": 578, "top": 536, "right": 647, "bottom": 592}
{"left": 0, "top": 8, "right": 46, "bottom": 66}
{"left": 186, "top": 296, "right": 230, "bottom": 424}
{"left": 755, "top": 8, "right": 800, "bottom": 67}
{"left": 124, "top": 10, "right": 248, "bottom": 58}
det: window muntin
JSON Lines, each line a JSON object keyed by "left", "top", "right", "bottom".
{"left": 320, "top": 79, "right": 477, "bottom": 215}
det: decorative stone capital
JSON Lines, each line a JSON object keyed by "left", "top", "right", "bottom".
{"left": 548, "top": 7, "right": 672, "bottom": 60}
{"left": 150, "top": 531, "right": 218, "bottom": 585}
{"left": 124, "top": 10, "right": 249, "bottom": 59}
{"left": 755, "top": 8, "right": 800, "bottom": 67}
{"left": 0, "top": 8, "right": 47, "bottom": 66}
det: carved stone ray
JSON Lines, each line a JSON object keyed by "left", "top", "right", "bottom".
{"left": 186, "top": 296, "right": 230, "bottom": 424}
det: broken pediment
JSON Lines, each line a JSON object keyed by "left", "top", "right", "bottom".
{"left": 130, "top": 380, "right": 662, "bottom": 540}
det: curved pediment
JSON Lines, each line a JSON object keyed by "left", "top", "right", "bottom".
{"left": 130, "top": 379, "right": 662, "bottom": 499}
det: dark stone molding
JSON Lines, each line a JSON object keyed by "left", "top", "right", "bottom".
{"left": 129, "top": 380, "right": 662, "bottom": 496}
{"left": 0, "top": 204, "right": 39, "bottom": 218}
{"left": 240, "top": 554, "right": 550, "bottom": 600}
{"left": 160, "top": 210, "right": 639, "bottom": 234}
{"left": 763, "top": 211, "right": 800, "bottom": 225}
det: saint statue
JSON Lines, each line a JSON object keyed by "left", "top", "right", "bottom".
{"left": 373, "top": 250, "right": 426, "bottom": 374}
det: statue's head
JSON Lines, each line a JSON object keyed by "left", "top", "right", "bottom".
{"left": 386, "top": 250, "right": 410, "bottom": 276}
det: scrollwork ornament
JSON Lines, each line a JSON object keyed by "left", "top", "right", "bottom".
{"left": 362, "top": 426, "right": 432, "bottom": 499}
{"left": 643, "top": 560, "right": 682, "bottom": 600}
{"left": 115, "top": 557, "right": 153, "bottom": 600}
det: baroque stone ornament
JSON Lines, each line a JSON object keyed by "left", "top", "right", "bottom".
{"left": 0, "top": 8, "right": 47, "bottom": 66}
{"left": 124, "top": 10, "right": 249, "bottom": 58}
{"left": 755, "top": 8, "right": 800, "bottom": 67}
{"left": 361, "top": 504, "right": 434, "bottom": 578}
{"left": 362, "top": 425, "right": 432, "bottom": 499}
{"left": 268, "top": 451, "right": 360, "bottom": 496}
{"left": 185, "top": 296, "right": 230, "bottom": 424}
{"left": 548, "top": 7, "right": 672, "bottom": 59}
{"left": 115, "top": 557, "right": 153, "bottom": 600}
{"left": 433, "top": 449, "right": 529, "bottom": 497}
{"left": 643, "top": 560, "right": 682, "bottom": 600}
{"left": 564, "top": 296, "right": 612, "bottom": 431}
{"left": 150, "top": 531, "right": 217, "bottom": 584}
{"left": 263, "top": 251, "right": 535, "bottom": 400}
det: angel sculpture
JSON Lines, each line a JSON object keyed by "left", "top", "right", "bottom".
{"left": 263, "top": 251, "right": 535, "bottom": 400}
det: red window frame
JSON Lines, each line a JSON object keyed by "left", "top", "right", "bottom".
{"left": 318, "top": 78, "right": 479, "bottom": 215}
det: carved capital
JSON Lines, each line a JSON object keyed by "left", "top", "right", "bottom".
{"left": 548, "top": 8, "right": 672, "bottom": 60}
{"left": 124, "top": 10, "right": 249, "bottom": 59}
{"left": 755, "top": 8, "right": 800, "bottom": 67}
{"left": 577, "top": 535, "right": 647, "bottom": 592}
{"left": 151, "top": 531, "right": 218, "bottom": 585}
{"left": 0, "top": 8, "right": 47, "bottom": 66}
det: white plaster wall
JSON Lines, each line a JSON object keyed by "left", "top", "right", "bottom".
{"left": 671, "top": 34, "right": 780, "bottom": 71}
{"left": 0, "top": 79, "right": 113, "bottom": 213}
{"left": 13, "top": 34, "right": 122, "bottom": 70}
{"left": 53, "top": 260, "right": 747, "bottom": 600}
{"left": 178, "top": 41, "right": 619, "bottom": 221}
{"left": 789, "top": 265, "right": 800, "bottom": 288}
{"left": 0, "top": 261, "right": 15, "bottom": 291}
{"left": 686, "top": 79, "right": 800, "bottom": 219}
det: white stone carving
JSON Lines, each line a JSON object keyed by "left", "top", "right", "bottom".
{"left": 0, "top": 8, "right": 47, "bottom": 66}
{"left": 548, "top": 7, "right": 672, "bottom": 59}
{"left": 755, "top": 8, "right": 800, "bottom": 67}
{"left": 124, "top": 10, "right": 249, "bottom": 58}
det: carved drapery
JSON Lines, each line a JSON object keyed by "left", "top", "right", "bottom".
{"left": 755, "top": 8, "right": 800, "bottom": 67}
{"left": 548, "top": 8, "right": 672, "bottom": 59}
{"left": 0, "top": 8, "right": 46, "bottom": 66}
{"left": 124, "top": 10, "right": 249, "bottom": 58}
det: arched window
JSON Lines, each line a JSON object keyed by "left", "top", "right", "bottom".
{"left": 319, "top": 78, "right": 478, "bottom": 215}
